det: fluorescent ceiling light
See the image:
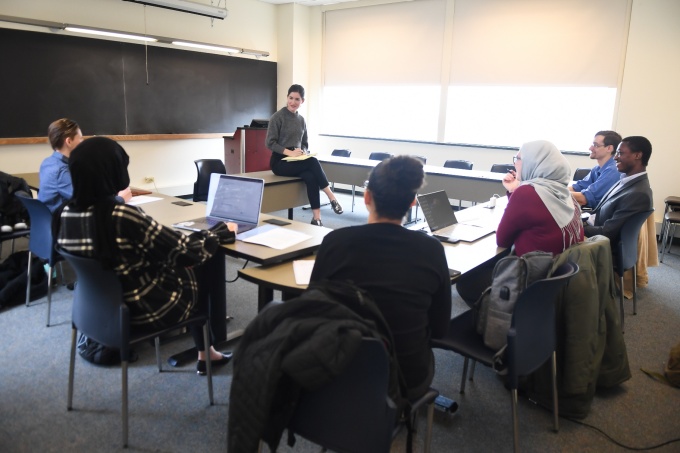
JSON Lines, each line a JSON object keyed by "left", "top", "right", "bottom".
{"left": 0, "top": 15, "right": 269, "bottom": 58}
{"left": 173, "top": 41, "right": 239, "bottom": 53}
{"left": 65, "top": 26, "right": 158, "bottom": 42}
{"left": 123, "top": 0, "right": 228, "bottom": 20}
{"left": 241, "top": 49, "right": 270, "bottom": 58}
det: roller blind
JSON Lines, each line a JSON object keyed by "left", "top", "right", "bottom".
{"left": 450, "top": 0, "right": 629, "bottom": 87}
{"left": 321, "top": 0, "right": 630, "bottom": 149}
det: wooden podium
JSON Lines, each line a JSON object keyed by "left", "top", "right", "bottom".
{"left": 224, "top": 127, "right": 271, "bottom": 174}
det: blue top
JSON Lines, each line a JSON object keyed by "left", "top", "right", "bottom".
{"left": 38, "top": 151, "right": 72, "bottom": 212}
{"left": 571, "top": 156, "right": 621, "bottom": 208}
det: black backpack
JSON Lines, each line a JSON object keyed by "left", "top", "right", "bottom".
{"left": 0, "top": 172, "right": 31, "bottom": 227}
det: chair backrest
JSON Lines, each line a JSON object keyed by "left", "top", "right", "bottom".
{"left": 490, "top": 163, "right": 516, "bottom": 174}
{"left": 573, "top": 167, "right": 591, "bottom": 181}
{"left": 58, "top": 248, "right": 131, "bottom": 360}
{"left": 287, "top": 337, "right": 396, "bottom": 453}
{"left": 193, "top": 159, "right": 227, "bottom": 202}
{"left": 368, "top": 152, "right": 393, "bottom": 162}
{"left": 506, "top": 261, "right": 579, "bottom": 386}
{"left": 331, "top": 149, "right": 351, "bottom": 158}
{"left": 617, "top": 209, "right": 654, "bottom": 272}
{"left": 16, "top": 193, "right": 58, "bottom": 263}
{"left": 444, "top": 159, "right": 473, "bottom": 170}
{"left": 411, "top": 155, "right": 427, "bottom": 164}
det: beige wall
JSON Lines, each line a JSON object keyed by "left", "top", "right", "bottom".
{"left": 1, "top": 0, "right": 678, "bottom": 220}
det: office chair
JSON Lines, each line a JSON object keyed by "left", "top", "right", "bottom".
{"left": 193, "top": 159, "right": 227, "bottom": 202}
{"left": 572, "top": 167, "right": 591, "bottom": 182}
{"left": 368, "top": 152, "right": 393, "bottom": 162}
{"left": 490, "top": 163, "right": 516, "bottom": 174}
{"left": 615, "top": 209, "right": 654, "bottom": 329}
{"left": 329, "top": 149, "right": 351, "bottom": 192}
{"left": 432, "top": 262, "right": 579, "bottom": 453}
{"left": 350, "top": 152, "right": 394, "bottom": 212}
{"left": 444, "top": 159, "right": 473, "bottom": 170}
{"left": 285, "top": 337, "right": 439, "bottom": 453}
{"left": 59, "top": 248, "right": 215, "bottom": 449}
{"left": 659, "top": 196, "right": 680, "bottom": 262}
{"left": 16, "top": 192, "right": 64, "bottom": 327}
{"left": 443, "top": 160, "right": 474, "bottom": 208}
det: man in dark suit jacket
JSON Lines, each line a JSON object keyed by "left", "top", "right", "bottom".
{"left": 584, "top": 135, "right": 653, "bottom": 246}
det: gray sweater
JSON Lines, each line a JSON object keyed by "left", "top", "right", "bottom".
{"left": 265, "top": 107, "right": 308, "bottom": 155}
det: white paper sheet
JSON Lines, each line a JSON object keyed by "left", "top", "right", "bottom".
{"left": 240, "top": 227, "right": 311, "bottom": 250}
{"left": 127, "top": 196, "right": 163, "bottom": 206}
{"left": 293, "top": 260, "right": 315, "bottom": 285}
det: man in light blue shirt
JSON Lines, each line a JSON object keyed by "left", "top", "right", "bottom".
{"left": 38, "top": 118, "right": 132, "bottom": 212}
{"left": 569, "top": 130, "right": 622, "bottom": 208}
{"left": 38, "top": 118, "right": 83, "bottom": 212}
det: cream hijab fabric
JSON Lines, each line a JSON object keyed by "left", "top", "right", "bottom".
{"left": 518, "top": 140, "right": 577, "bottom": 228}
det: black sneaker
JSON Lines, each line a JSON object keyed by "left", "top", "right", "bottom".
{"left": 311, "top": 219, "right": 323, "bottom": 226}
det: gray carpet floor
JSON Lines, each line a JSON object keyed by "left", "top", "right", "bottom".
{"left": 1, "top": 192, "right": 679, "bottom": 452}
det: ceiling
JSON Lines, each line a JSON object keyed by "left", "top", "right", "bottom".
{"left": 257, "top": 0, "right": 360, "bottom": 6}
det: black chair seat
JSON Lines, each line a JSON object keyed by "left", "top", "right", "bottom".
{"left": 193, "top": 159, "right": 226, "bottom": 202}
{"left": 572, "top": 167, "right": 591, "bottom": 181}
{"left": 432, "top": 310, "right": 496, "bottom": 368}
{"left": 490, "top": 163, "right": 515, "bottom": 174}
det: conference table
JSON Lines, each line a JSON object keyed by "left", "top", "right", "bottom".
{"left": 238, "top": 197, "right": 509, "bottom": 309}
{"left": 318, "top": 155, "right": 507, "bottom": 203}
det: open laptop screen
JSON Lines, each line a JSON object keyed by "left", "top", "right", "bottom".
{"left": 417, "top": 190, "right": 457, "bottom": 231}
{"left": 207, "top": 174, "right": 263, "bottom": 224}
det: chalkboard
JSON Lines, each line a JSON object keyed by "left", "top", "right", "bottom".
{"left": 0, "top": 28, "right": 277, "bottom": 137}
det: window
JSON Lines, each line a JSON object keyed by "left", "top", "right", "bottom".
{"left": 321, "top": 0, "right": 630, "bottom": 150}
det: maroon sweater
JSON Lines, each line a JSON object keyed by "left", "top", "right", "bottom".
{"left": 496, "top": 185, "right": 583, "bottom": 256}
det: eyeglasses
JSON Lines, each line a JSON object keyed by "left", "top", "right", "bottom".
{"left": 512, "top": 156, "right": 521, "bottom": 164}
{"left": 591, "top": 143, "right": 606, "bottom": 148}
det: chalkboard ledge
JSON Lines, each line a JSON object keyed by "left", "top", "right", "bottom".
{"left": 0, "top": 133, "right": 232, "bottom": 146}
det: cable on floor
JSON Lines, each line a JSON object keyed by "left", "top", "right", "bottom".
{"left": 564, "top": 416, "right": 680, "bottom": 451}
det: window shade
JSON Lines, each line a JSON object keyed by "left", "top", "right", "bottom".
{"left": 449, "top": 0, "right": 629, "bottom": 87}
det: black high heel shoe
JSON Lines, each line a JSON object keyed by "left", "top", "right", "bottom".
{"left": 197, "top": 351, "right": 233, "bottom": 375}
{"left": 330, "top": 199, "right": 343, "bottom": 214}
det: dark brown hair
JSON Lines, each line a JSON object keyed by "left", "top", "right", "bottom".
{"left": 595, "top": 130, "right": 622, "bottom": 155}
{"left": 47, "top": 118, "right": 80, "bottom": 150}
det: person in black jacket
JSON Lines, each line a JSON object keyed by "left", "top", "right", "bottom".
{"left": 311, "top": 155, "right": 452, "bottom": 400}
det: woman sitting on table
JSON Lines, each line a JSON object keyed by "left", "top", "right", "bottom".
{"left": 266, "top": 84, "right": 343, "bottom": 227}
{"left": 310, "top": 155, "right": 452, "bottom": 400}
{"left": 57, "top": 137, "right": 237, "bottom": 375}
{"left": 455, "top": 140, "right": 584, "bottom": 305}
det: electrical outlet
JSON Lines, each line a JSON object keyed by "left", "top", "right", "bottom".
{"left": 144, "top": 176, "right": 155, "bottom": 183}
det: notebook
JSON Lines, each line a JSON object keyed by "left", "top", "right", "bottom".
{"left": 173, "top": 174, "right": 264, "bottom": 233}
{"left": 417, "top": 190, "right": 496, "bottom": 243}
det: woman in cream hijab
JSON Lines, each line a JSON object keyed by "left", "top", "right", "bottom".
{"left": 455, "top": 140, "right": 583, "bottom": 306}
{"left": 498, "top": 140, "right": 583, "bottom": 256}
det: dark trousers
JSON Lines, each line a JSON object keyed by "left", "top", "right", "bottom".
{"left": 270, "top": 156, "right": 330, "bottom": 209}
{"left": 189, "top": 254, "right": 220, "bottom": 350}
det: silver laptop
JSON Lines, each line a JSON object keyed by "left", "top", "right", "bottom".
{"left": 417, "top": 190, "right": 495, "bottom": 243}
{"left": 173, "top": 174, "right": 264, "bottom": 233}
